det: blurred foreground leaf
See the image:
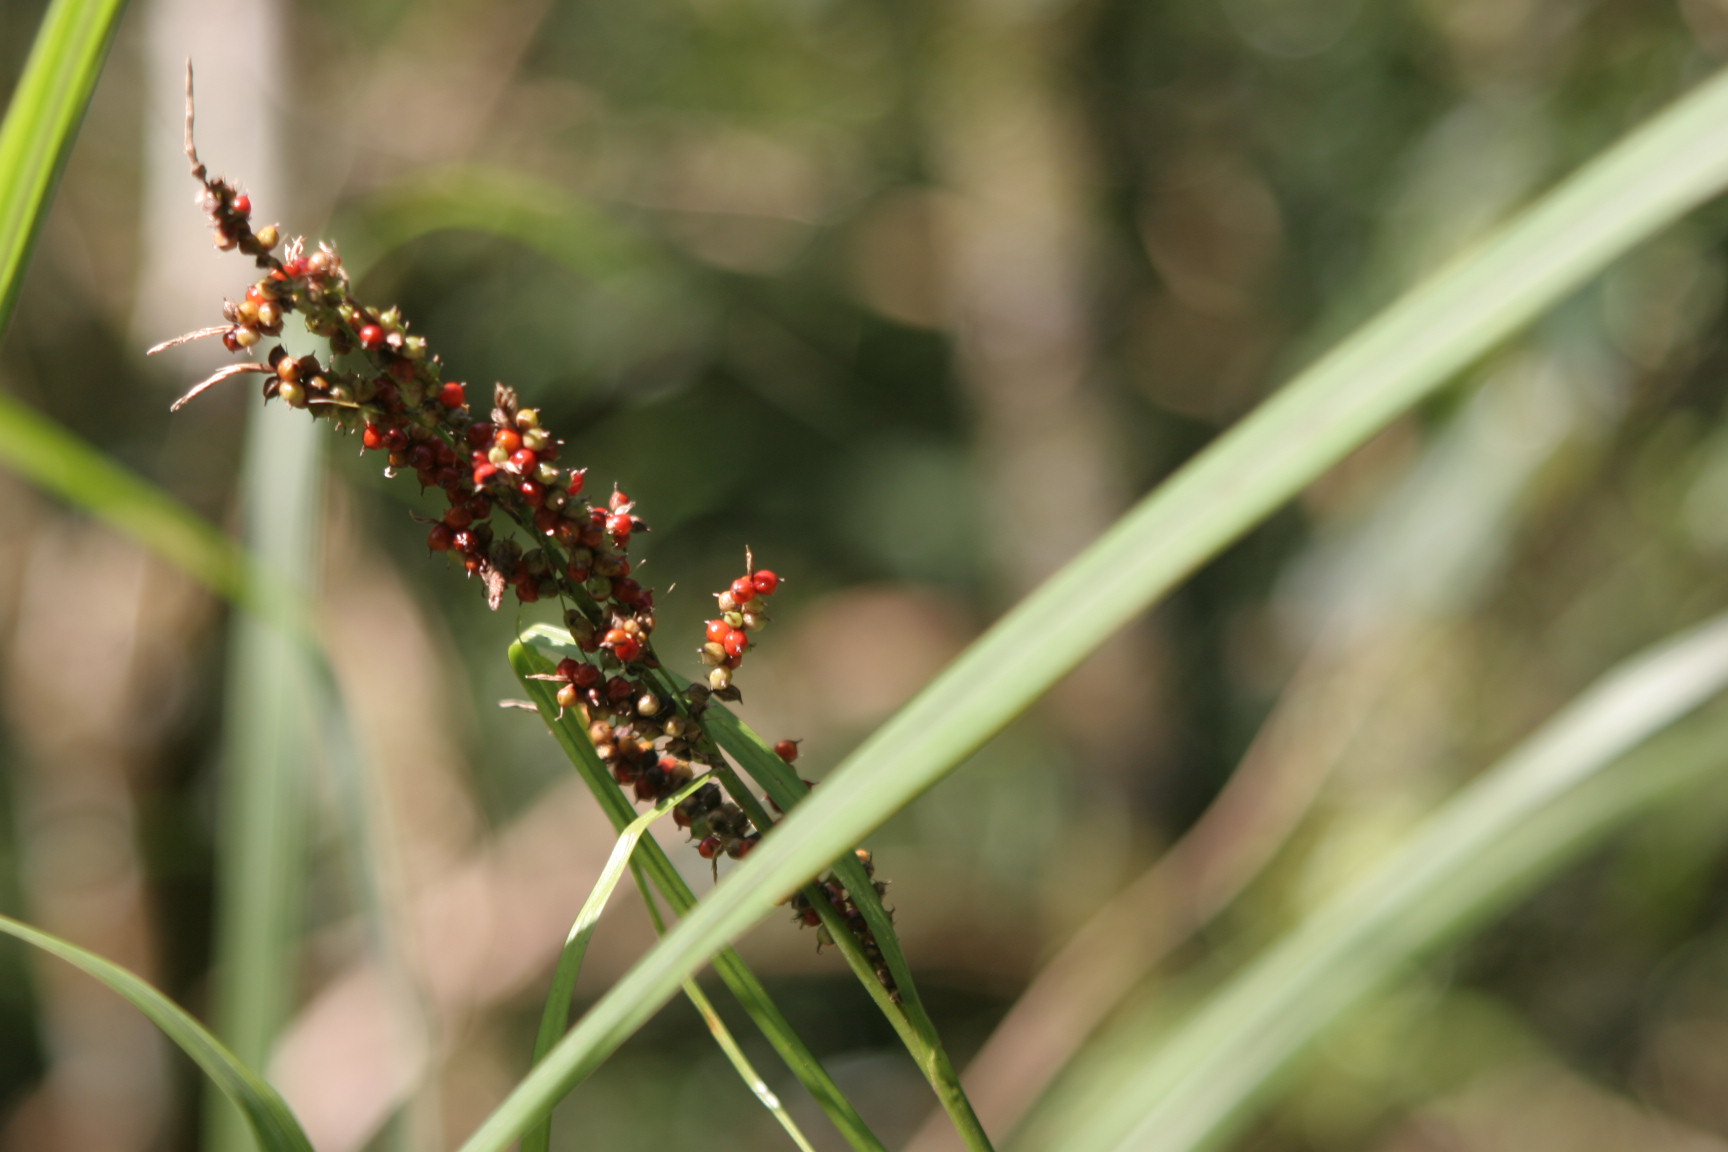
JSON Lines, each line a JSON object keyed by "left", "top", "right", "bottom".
{"left": 0, "top": 914, "right": 314, "bottom": 1152}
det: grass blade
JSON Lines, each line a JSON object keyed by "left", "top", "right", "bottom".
{"left": 684, "top": 675, "right": 990, "bottom": 1150}
{"left": 0, "top": 914, "right": 314, "bottom": 1152}
{"left": 0, "top": 0, "right": 128, "bottom": 341}
{"left": 1041, "top": 610, "right": 1728, "bottom": 1152}
{"left": 523, "top": 776, "right": 708, "bottom": 1152}
{"left": 633, "top": 866, "right": 822, "bottom": 1152}
{"left": 453, "top": 64, "right": 1728, "bottom": 1152}
{"left": 507, "top": 639, "right": 888, "bottom": 1152}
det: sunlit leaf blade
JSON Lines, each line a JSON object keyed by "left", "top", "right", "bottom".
{"left": 689, "top": 680, "right": 990, "bottom": 1149}
{"left": 0, "top": 914, "right": 315, "bottom": 1152}
{"left": 508, "top": 638, "right": 888, "bottom": 1152}
{"left": 524, "top": 776, "right": 707, "bottom": 1152}
{"left": 632, "top": 868, "right": 822, "bottom": 1152}
{"left": 0, "top": 0, "right": 128, "bottom": 341}
{"left": 1041, "top": 611, "right": 1728, "bottom": 1152}
{"left": 453, "top": 65, "right": 1728, "bottom": 1152}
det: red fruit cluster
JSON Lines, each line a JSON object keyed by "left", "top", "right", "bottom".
{"left": 698, "top": 566, "right": 780, "bottom": 694}
{"left": 161, "top": 98, "right": 896, "bottom": 993}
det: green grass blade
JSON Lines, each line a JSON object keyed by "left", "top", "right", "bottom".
{"left": 0, "top": 0, "right": 128, "bottom": 341}
{"left": 523, "top": 776, "right": 707, "bottom": 1152}
{"left": 633, "top": 867, "right": 821, "bottom": 1152}
{"left": 453, "top": 66, "right": 1728, "bottom": 1152}
{"left": 0, "top": 914, "right": 314, "bottom": 1152}
{"left": 508, "top": 639, "right": 888, "bottom": 1152}
{"left": 684, "top": 676, "right": 990, "bottom": 1150}
{"left": 1043, "top": 610, "right": 1728, "bottom": 1152}
{"left": 0, "top": 393, "right": 253, "bottom": 601}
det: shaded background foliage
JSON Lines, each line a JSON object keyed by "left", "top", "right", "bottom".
{"left": 5, "top": 0, "right": 1728, "bottom": 1150}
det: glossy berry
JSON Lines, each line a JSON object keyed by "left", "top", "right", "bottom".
{"left": 357, "top": 323, "right": 385, "bottom": 350}
{"left": 518, "top": 479, "right": 545, "bottom": 507}
{"left": 722, "top": 629, "right": 748, "bottom": 659}
{"left": 752, "top": 569, "right": 780, "bottom": 595}
{"left": 494, "top": 427, "right": 522, "bottom": 454}
{"left": 233, "top": 193, "right": 252, "bottom": 216}
{"left": 557, "top": 657, "right": 582, "bottom": 681}
{"left": 730, "top": 577, "right": 757, "bottom": 603}
{"left": 427, "top": 523, "right": 454, "bottom": 552}
{"left": 697, "top": 835, "right": 723, "bottom": 860}
{"left": 508, "top": 448, "right": 538, "bottom": 473}
{"left": 775, "top": 740, "right": 799, "bottom": 763}
{"left": 362, "top": 423, "right": 386, "bottom": 451}
{"left": 607, "top": 512, "right": 633, "bottom": 541}
{"left": 705, "top": 619, "right": 730, "bottom": 644}
{"left": 438, "top": 381, "right": 466, "bottom": 408}
{"left": 567, "top": 468, "right": 587, "bottom": 496}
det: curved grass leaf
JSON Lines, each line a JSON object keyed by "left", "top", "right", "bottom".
{"left": 0, "top": 914, "right": 314, "bottom": 1152}
{"left": 524, "top": 775, "right": 708, "bottom": 1152}
{"left": 508, "top": 639, "right": 888, "bottom": 1152}
{"left": 454, "top": 64, "right": 1728, "bottom": 1152}
{"left": 0, "top": 0, "right": 128, "bottom": 341}
{"left": 632, "top": 866, "right": 822, "bottom": 1152}
{"left": 1039, "top": 610, "right": 1728, "bottom": 1152}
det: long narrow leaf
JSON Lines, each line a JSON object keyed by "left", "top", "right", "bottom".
{"left": 0, "top": 0, "right": 128, "bottom": 341}
{"left": 632, "top": 866, "right": 821, "bottom": 1152}
{"left": 454, "top": 65, "right": 1728, "bottom": 1152}
{"left": 523, "top": 776, "right": 707, "bottom": 1152}
{"left": 0, "top": 914, "right": 314, "bottom": 1152}
{"left": 1043, "top": 610, "right": 1728, "bottom": 1152}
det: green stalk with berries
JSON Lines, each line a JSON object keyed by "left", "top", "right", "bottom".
{"left": 157, "top": 73, "right": 976, "bottom": 1151}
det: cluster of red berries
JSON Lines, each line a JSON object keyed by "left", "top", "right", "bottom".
{"left": 699, "top": 567, "right": 779, "bottom": 693}
{"left": 161, "top": 107, "right": 892, "bottom": 984}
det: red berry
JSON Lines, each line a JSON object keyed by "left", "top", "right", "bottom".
{"left": 697, "top": 835, "right": 722, "bottom": 860}
{"left": 427, "top": 523, "right": 455, "bottom": 552}
{"left": 730, "top": 577, "right": 757, "bottom": 603}
{"left": 443, "top": 505, "right": 473, "bottom": 531}
{"left": 465, "top": 495, "right": 493, "bottom": 520}
{"left": 613, "top": 636, "right": 641, "bottom": 663}
{"left": 612, "top": 576, "right": 644, "bottom": 605}
{"left": 774, "top": 740, "right": 799, "bottom": 763}
{"left": 571, "top": 662, "right": 600, "bottom": 688}
{"left": 508, "top": 448, "right": 538, "bottom": 473}
{"left": 533, "top": 507, "right": 560, "bottom": 535}
{"left": 362, "top": 423, "right": 386, "bottom": 451}
{"left": 473, "top": 462, "right": 500, "bottom": 486}
{"left": 438, "top": 381, "right": 466, "bottom": 408}
{"left": 466, "top": 422, "right": 494, "bottom": 449}
{"left": 494, "top": 427, "right": 522, "bottom": 454}
{"left": 752, "top": 570, "right": 780, "bottom": 595}
{"left": 519, "top": 479, "right": 545, "bottom": 507}
{"left": 516, "top": 580, "right": 540, "bottom": 603}
{"left": 233, "top": 193, "right": 251, "bottom": 216}
{"left": 556, "top": 657, "right": 582, "bottom": 681}
{"left": 607, "top": 513, "right": 633, "bottom": 541}
{"left": 705, "top": 619, "right": 730, "bottom": 644}
{"left": 567, "top": 468, "right": 588, "bottom": 496}
{"left": 723, "top": 629, "right": 749, "bottom": 660}
{"left": 358, "top": 323, "right": 385, "bottom": 350}
{"left": 383, "top": 428, "right": 408, "bottom": 453}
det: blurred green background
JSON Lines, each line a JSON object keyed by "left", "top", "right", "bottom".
{"left": 7, "top": 0, "right": 1728, "bottom": 1150}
